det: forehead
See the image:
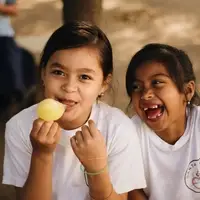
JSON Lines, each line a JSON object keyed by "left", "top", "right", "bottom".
{"left": 47, "top": 46, "right": 101, "bottom": 72}
{"left": 135, "top": 61, "right": 170, "bottom": 79}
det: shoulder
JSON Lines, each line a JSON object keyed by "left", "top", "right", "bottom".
{"left": 131, "top": 114, "right": 143, "bottom": 126}
{"left": 131, "top": 114, "right": 147, "bottom": 133}
{"left": 190, "top": 105, "right": 200, "bottom": 118}
{"left": 188, "top": 105, "right": 200, "bottom": 127}
{"left": 94, "top": 102, "right": 134, "bottom": 129}
{"left": 188, "top": 105, "right": 200, "bottom": 129}
{"left": 131, "top": 114, "right": 153, "bottom": 142}
{"left": 93, "top": 102, "right": 140, "bottom": 148}
{"left": 6, "top": 104, "right": 38, "bottom": 134}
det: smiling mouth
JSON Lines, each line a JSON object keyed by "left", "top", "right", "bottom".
{"left": 56, "top": 98, "right": 78, "bottom": 108}
{"left": 143, "top": 105, "right": 165, "bottom": 120}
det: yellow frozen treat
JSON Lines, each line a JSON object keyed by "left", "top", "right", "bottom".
{"left": 37, "top": 99, "right": 65, "bottom": 121}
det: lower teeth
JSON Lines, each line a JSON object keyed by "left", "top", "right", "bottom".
{"left": 148, "top": 112, "right": 163, "bottom": 119}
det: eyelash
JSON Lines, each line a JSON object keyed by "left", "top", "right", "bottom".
{"left": 51, "top": 70, "right": 92, "bottom": 81}
{"left": 132, "top": 80, "right": 164, "bottom": 92}
{"left": 79, "top": 74, "right": 91, "bottom": 81}
{"left": 132, "top": 84, "right": 142, "bottom": 92}
{"left": 152, "top": 80, "right": 164, "bottom": 86}
{"left": 152, "top": 80, "right": 163, "bottom": 84}
{"left": 51, "top": 70, "right": 65, "bottom": 76}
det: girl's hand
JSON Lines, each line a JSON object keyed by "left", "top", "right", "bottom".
{"left": 71, "top": 120, "right": 107, "bottom": 172}
{"left": 30, "top": 119, "right": 61, "bottom": 155}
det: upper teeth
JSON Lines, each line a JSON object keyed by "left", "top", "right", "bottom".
{"left": 143, "top": 105, "right": 158, "bottom": 110}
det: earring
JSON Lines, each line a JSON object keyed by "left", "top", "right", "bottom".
{"left": 98, "top": 93, "right": 104, "bottom": 98}
{"left": 187, "top": 101, "right": 191, "bottom": 105}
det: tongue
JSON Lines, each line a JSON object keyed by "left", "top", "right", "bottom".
{"left": 146, "top": 108, "right": 162, "bottom": 119}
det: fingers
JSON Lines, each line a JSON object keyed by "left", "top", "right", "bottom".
{"left": 70, "top": 136, "right": 78, "bottom": 154}
{"left": 39, "top": 121, "right": 54, "bottom": 138}
{"left": 47, "top": 122, "right": 61, "bottom": 144}
{"left": 54, "top": 126, "right": 61, "bottom": 143}
{"left": 71, "top": 128, "right": 90, "bottom": 151}
{"left": 31, "top": 119, "right": 61, "bottom": 144}
{"left": 71, "top": 120, "right": 100, "bottom": 149}
{"left": 88, "top": 120, "right": 100, "bottom": 138}
{"left": 81, "top": 125, "right": 92, "bottom": 140}
{"left": 75, "top": 131, "right": 84, "bottom": 143}
{"left": 31, "top": 119, "right": 45, "bottom": 137}
{"left": 73, "top": 120, "right": 99, "bottom": 144}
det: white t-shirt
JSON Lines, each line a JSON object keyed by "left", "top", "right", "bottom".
{"left": 3, "top": 102, "right": 146, "bottom": 200}
{"left": 131, "top": 106, "right": 200, "bottom": 200}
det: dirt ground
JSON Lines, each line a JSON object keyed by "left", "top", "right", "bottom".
{"left": 1, "top": 0, "right": 200, "bottom": 199}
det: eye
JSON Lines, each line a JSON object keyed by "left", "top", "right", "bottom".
{"left": 152, "top": 79, "right": 163, "bottom": 86}
{"left": 132, "top": 82, "right": 142, "bottom": 92}
{"left": 79, "top": 74, "right": 91, "bottom": 80}
{"left": 52, "top": 70, "right": 65, "bottom": 76}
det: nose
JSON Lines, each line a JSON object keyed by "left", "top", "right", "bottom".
{"left": 141, "top": 88, "right": 154, "bottom": 100}
{"left": 61, "top": 77, "right": 77, "bottom": 93}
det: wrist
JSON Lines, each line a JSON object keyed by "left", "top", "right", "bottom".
{"left": 89, "top": 183, "right": 113, "bottom": 200}
{"left": 82, "top": 164, "right": 108, "bottom": 176}
{"left": 84, "top": 159, "right": 107, "bottom": 173}
{"left": 32, "top": 150, "right": 54, "bottom": 163}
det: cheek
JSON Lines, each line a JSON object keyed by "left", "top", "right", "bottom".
{"left": 44, "top": 81, "right": 60, "bottom": 96}
{"left": 131, "top": 94, "right": 140, "bottom": 105}
{"left": 79, "top": 84, "right": 102, "bottom": 100}
{"left": 160, "top": 89, "right": 184, "bottom": 104}
{"left": 131, "top": 94, "right": 141, "bottom": 111}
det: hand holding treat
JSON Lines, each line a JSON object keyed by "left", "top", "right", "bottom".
{"left": 30, "top": 99, "right": 65, "bottom": 155}
{"left": 37, "top": 98, "right": 66, "bottom": 121}
{"left": 30, "top": 119, "right": 61, "bottom": 155}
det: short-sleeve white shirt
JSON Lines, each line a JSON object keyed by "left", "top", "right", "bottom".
{"left": 131, "top": 106, "right": 200, "bottom": 200}
{"left": 3, "top": 102, "right": 146, "bottom": 200}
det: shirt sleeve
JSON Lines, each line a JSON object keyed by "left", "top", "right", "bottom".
{"left": 2, "top": 118, "right": 32, "bottom": 187}
{"left": 107, "top": 115, "right": 146, "bottom": 194}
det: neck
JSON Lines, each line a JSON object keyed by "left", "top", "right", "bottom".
{"left": 57, "top": 107, "right": 92, "bottom": 130}
{"left": 156, "top": 108, "right": 187, "bottom": 145}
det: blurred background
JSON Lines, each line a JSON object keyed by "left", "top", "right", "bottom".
{"left": 1, "top": 0, "right": 200, "bottom": 199}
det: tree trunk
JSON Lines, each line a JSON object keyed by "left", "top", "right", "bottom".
{"left": 62, "top": 0, "right": 102, "bottom": 25}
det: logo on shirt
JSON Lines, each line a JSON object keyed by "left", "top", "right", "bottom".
{"left": 185, "top": 158, "right": 200, "bottom": 193}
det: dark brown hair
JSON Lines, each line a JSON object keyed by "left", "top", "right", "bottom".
{"left": 126, "top": 43, "right": 200, "bottom": 106}
{"left": 40, "top": 21, "right": 113, "bottom": 80}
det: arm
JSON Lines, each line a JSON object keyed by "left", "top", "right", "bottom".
{"left": 71, "top": 120, "right": 127, "bottom": 200}
{"left": 15, "top": 153, "right": 53, "bottom": 200}
{"left": 20, "top": 119, "right": 61, "bottom": 200}
{"left": 0, "top": 2, "right": 17, "bottom": 16}
{"left": 87, "top": 170, "right": 127, "bottom": 200}
{"left": 20, "top": 152, "right": 53, "bottom": 200}
{"left": 3, "top": 118, "right": 61, "bottom": 200}
{"left": 71, "top": 119, "right": 146, "bottom": 200}
{"left": 128, "top": 189, "right": 148, "bottom": 200}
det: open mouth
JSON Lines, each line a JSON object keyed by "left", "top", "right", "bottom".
{"left": 143, "top": 105, "right": 165, "bottom": 120}
{"left": 56, "top": 98, "right": 78, "bottom": 108}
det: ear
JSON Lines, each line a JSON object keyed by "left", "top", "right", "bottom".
{"left": 184, "top": 81, "right": 195, "bottom": 102}
{"left": 99, "top": 74, "right": 112, "bottom": 94}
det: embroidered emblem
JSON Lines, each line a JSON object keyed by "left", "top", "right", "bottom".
{"left": 185, "top": 158, "right": 200, "bottom": 193}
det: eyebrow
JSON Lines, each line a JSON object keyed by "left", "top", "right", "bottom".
{"left": 50, "top": 62, "right": 96, "bottom": 74}
{"left": 50, "top": 62, "right": 65, "bottom": 69}
{"left": 135, "top": 73, "right": 170, "bottom": 82}
{"left": 77, "top": 68, "right": 96, "bottom": 74}
{"left": 151, "top": 73, "right": 170, "bottom": 78}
